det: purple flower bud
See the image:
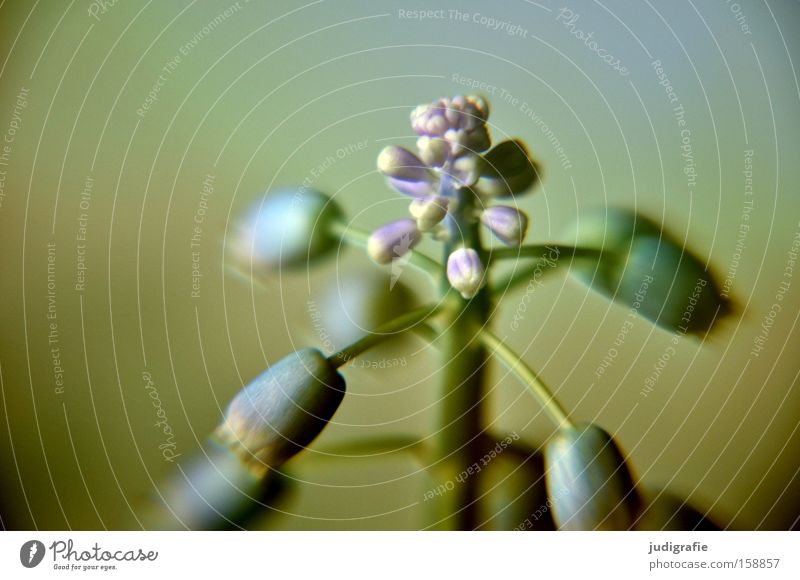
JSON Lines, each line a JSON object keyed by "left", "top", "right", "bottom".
{"left": 377, "top": 146, "right": 433, "bottom": 182}
{"left": 367, "top": 218, "right": 421, "bottom": 264}
{"left": 447, "top": 247, "right": 486, "bottom": 298}
{"left": 409, "top": 196, "right": 449, "bottom": 231}
{"left": 377, "top": 146, "right": 437, "bottom": 198}
{"left": 480, "top": 205, "right": 529, "bottom": 246}
{"left": 416, "top": 136, "right": 449, "bottom": 167}
{"left": 386, "top": 177, "right": 436, "bottom": 199}
{"left": 410, "top": 101, "right": 447, "bottom": 136}
{"left": 410, "top": 96, "right": 491, "bottom": 153}
{"left": 451, "top": 154, "right": 480, "bottom": 186}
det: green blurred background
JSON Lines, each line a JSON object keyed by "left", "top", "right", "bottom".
{"left": 0, "top": 0, "right": 798, "bottom": 529}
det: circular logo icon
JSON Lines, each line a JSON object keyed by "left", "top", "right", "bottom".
{"left": 20, "top": 540, "right": 45, "bottom": 568}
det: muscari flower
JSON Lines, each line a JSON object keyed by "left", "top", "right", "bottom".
{"left": 409, "top": 196, "right": 449, "bottom": 232}
{"left": 410, "top": 94, "right": 491, "bottom": 156}
{"left": 447, "top": 248, "right": 486, "bottom": 299}
{"left": 368, "top": 95, "right": 540, "bottom": 295}
{"left": 367, "top": 218, "right": 421, "bottom": 264}
{"left": 480, "top": 205, "right": 529, "bottom": 247}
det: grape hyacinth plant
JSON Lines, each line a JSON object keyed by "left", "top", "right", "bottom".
{"left": 147, "top": 95, "right": 730, "bottom": 531}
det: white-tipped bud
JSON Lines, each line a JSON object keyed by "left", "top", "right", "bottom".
{"left": 367, "top": 218, "right": 421, "bottom": 264}
{"left": 416, "top": 136, "right": 449, "bottom": 167}
{"left": 451, "top": 154, "right": 480, "bottom": 186}
{"left": 409, "top": 196, "right": 449, "bottom": 231}
{"left": 447, "top": 247, "right": 486, "bottom": 298}
{"left": 377, "top": 145, "right": 432, "bottom": 182}
{"left": 480, "top": 205, "right": 529, "bottom": 246}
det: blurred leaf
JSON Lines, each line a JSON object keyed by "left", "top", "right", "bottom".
{"left": 564, "top": 208, "right": 730, "bottom": 334}
{"left": 314, "top": 435, "right": 428, "bottom": 460}
{"left": 314, "top": 266, "right": 416, "bottom": 350}
{"left": 635, "top": 489, "right": 721, "bottom": 531}
{"left": 476, "top": 444, "right": 554, "bottom": 531}
{"left": 143, "top": 443, "right": 293, "bottom": 530}
{"left": 474, "top": 139, "right": 540, "bottom": 197}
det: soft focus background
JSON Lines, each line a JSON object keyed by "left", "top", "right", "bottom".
{"left": 0, "top": 0, "right": 798, "bottom": 530}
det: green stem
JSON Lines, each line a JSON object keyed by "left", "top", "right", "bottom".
{"left": 489, "top": 244, "right": 602, "bottom": 262}
{"left": 329, "top": 302, "right": 445, "bottom": 367}
{"left": 315, "top": 435, "right": 427, "bottom": 459}
{"left": 332, "top": 221, "right": 442, "bottom": 281}
{"left": 491, "top": 245, "right": 602, "bottom": 293}
{"left": 435, "top": 185, "right": 489, "bottom": 530}
{"left": 478, "top": 329, "right": 574, "bottom": 430}
{"left": 411, "top": 321, "right": 443, "bottom": 347}
{"left": 437, "top": 289, "right": 488, "bottom": 530}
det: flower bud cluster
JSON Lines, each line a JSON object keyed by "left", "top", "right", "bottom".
{"left": 369, "top": 95, "right": 540, "bottom": 297}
